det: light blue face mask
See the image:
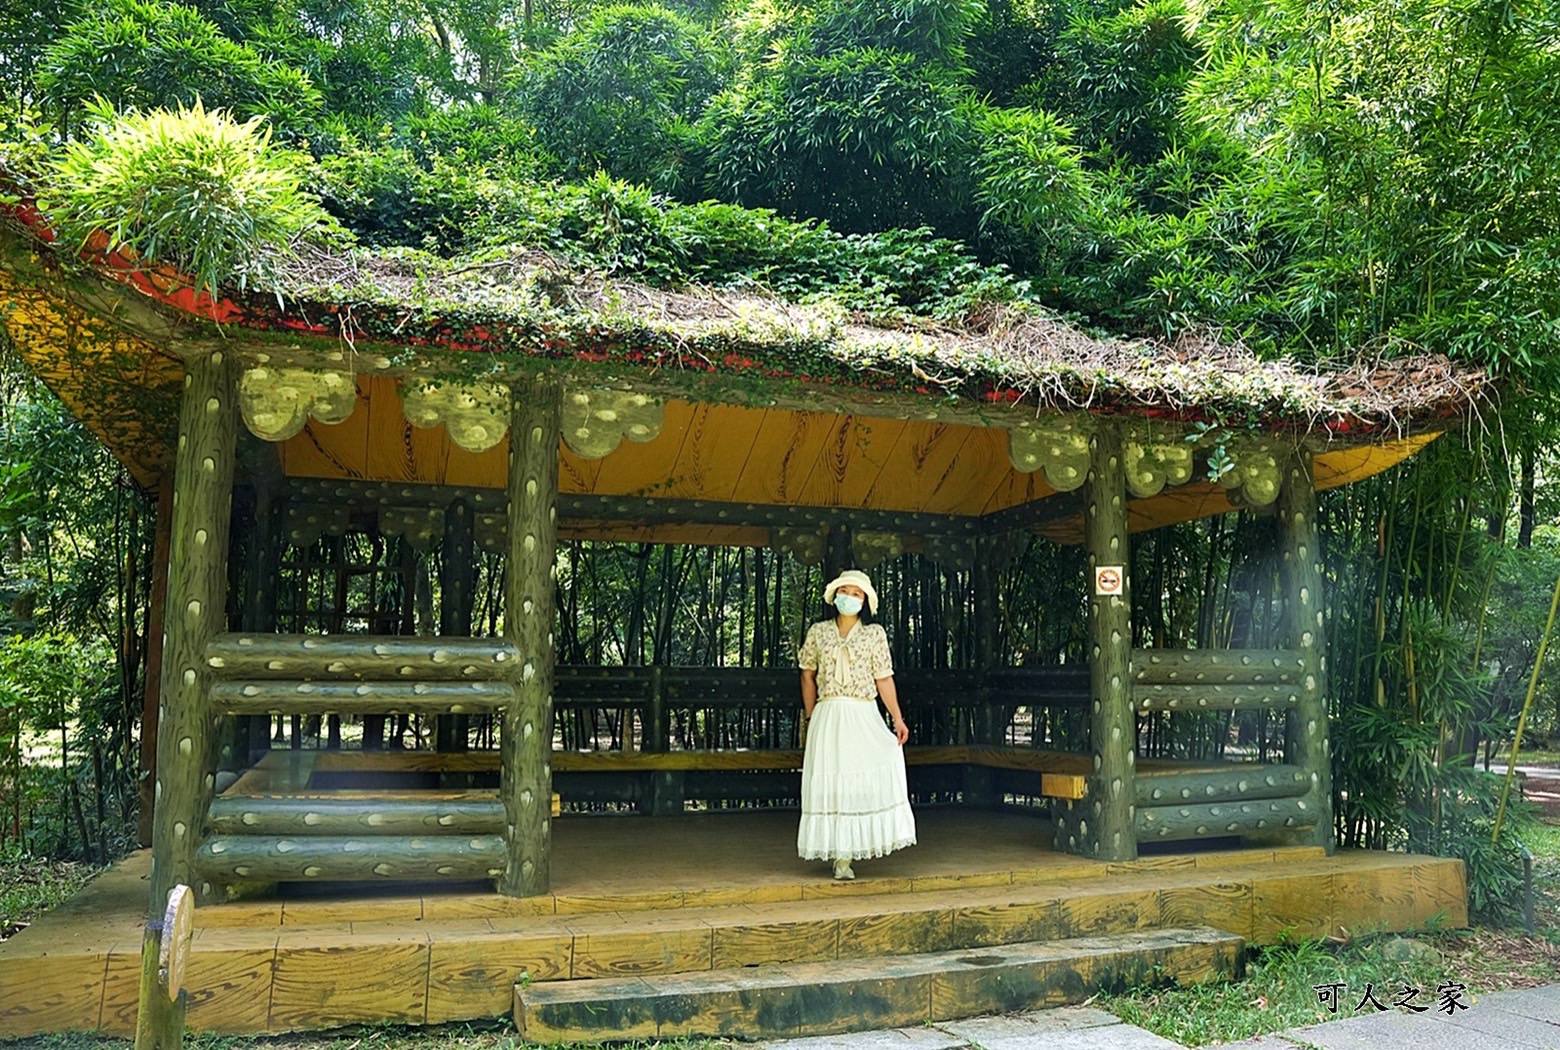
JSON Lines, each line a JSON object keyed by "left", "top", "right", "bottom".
{"left": 833, "top": 593, "right": 864, "bottom": 617}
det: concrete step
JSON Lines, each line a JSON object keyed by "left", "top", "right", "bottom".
{"left": 514, "top": 925, "right": 1245, "bottom": 1044}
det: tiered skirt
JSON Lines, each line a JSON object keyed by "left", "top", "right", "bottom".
{"left": 797, "top": 696, "right": 917, "bottom": 861}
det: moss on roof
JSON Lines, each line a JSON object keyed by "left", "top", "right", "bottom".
{"left": 3, "top": 209, "right": 1490, "bottom": 436}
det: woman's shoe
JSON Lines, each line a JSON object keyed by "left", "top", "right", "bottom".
{"left": 832, "top": 858, "right": 855, "bottom": 880}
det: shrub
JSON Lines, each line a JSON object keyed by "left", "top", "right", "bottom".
{"left": 509, "top": 4, "right": 727, "bottom": 191}
{"left": 36, "top": 0, "right": 322, "bottom": 141}
{"left": 45, "top": 100, "right": 332, "bottom": 297}
{"left": 312, "top": 141, "right": 492, "bottom": 251}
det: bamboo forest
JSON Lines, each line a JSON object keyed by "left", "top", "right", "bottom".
{"left": 1, "top": 0, "right": 1559, "bottom": 1044}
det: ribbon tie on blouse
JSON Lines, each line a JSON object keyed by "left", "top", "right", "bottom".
{"left": 830, "top": 637, "right": 853, "bottom": 687}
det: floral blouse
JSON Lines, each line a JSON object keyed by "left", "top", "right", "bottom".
{"left": 798, "top": 620, "right": 894, "bottom": 700}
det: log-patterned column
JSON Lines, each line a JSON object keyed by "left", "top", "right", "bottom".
{"left": 437, "top": 498, "right": 476, "bottom": 757}
{"left": 151, "top": 351, "right": 237, "bottom": 904}
{"left": 1062, "top": 425, "right": 1136, "bottom": 861}
{"left": 502, "top": 377, "right": 561, "bottom": 896}
{"left": 1279, "top": 452, "right": 1336, "bottom": 852}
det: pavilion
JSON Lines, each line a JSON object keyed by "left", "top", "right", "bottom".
{"left": 0, "top": 204, "right": 1480, "bottom": 1039}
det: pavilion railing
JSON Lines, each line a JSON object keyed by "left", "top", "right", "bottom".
{"left": 1129, "top": 647, "right": 1322, "bottom": 844}
{"left": 184, "top": 636, "right": 1324, "bottom": 889}
{"left": 194, "top": 633, "right": 515, "bottom": 885}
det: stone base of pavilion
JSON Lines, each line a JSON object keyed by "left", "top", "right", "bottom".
{"left": 0, "top": 809, "right": 1466, "bottom": 1041}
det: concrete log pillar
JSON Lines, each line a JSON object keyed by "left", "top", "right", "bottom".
{"left": 1279, "top": 452, "right": 1336, "bottom": 852}
{"left": 501, "top": 377, "right": 560, "bottom": 896}
{"left": 1057, "top": 424, "right": 1137, "bottom": 861}
{"left": 151, "top": 351, "right": 237, "bottom": 904}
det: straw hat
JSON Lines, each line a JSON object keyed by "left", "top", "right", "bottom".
{"left": 823, "top": 569, "right": 878, "bottom": 615}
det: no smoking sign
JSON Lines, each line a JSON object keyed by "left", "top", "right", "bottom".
{"left": 1095, "top": 565, "right": 1124, "bottom": 596}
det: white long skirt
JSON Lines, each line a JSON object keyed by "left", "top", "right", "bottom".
{"left": 797, "top": 696, "right": 917, "bottom": 861}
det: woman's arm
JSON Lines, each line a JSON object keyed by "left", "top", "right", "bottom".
{"left": 800, "top": 669, "right": 818, "bottom": 719}
{"left": 876, "top": 675, "right": 909, "bottom": 745}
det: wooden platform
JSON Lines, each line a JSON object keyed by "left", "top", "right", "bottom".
{"left": 0, "top": 809, "right": 1467, "bottom": 1040}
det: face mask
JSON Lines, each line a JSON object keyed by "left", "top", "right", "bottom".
{"left": 834, "top": 594, "right": 864, "bottom": 617}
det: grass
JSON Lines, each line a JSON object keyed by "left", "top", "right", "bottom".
{"left": 1099, "top": 817, "right": 1560, "bottom": 1045}
{"left": 10, "top": 1024, "right": 738, "bottom": 1049}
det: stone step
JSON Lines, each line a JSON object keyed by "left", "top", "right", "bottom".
{"left": 514, "top": 926, "right": 1245, "bottom": 1044}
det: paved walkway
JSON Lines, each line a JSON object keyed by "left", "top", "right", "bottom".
{"left": 752, "top": 985, "right": 1560, "bottom": 1048}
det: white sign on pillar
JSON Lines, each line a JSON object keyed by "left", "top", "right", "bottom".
{"left": 1094, "top": 566, "right": 1124, "bottom": 597}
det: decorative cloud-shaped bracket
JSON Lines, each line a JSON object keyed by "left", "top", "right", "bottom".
{"left": 402, "top": 381, "right": 511, "bottom": 453}
{"left": 851, "top": 531, "right": 903, "bottom": 570}
{"left": 379, "top": 506, "right": 444, "bottom": 550}
{"left": 1219, "top": 442, "right": 1283, "bottom": 506}
{"left": 771, "top": 527, "right": 826, "bottom": 566}
{"left": 1005, "top": 418, "right": 1093, "bottom": 491}
{"left": 238, "top": 367, "right": 358, "bottom": 441}
{"left": 561, "top": 389, "right": 665, "bottom": 459}
{"left": 1124, "top": 441, "right": 1194, "bottom": 498}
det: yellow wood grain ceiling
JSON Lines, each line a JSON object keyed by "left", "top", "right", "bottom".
{"left": 276, "top": 380, "right": 1434, "bottom": 543}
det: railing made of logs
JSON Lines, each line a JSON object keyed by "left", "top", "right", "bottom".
{"left": 204, "top": 633, "right": 519, "bottom": 680}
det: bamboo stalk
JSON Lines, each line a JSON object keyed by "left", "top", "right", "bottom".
{"left": 1493, "top": 562, "right": 1560, "bottom": 843}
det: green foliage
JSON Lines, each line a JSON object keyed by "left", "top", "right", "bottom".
{"left": 510, "top": 4, "right": 728, "bottom": 190}
{"left": 0, "top": 844, "right": 98, "bottom": 938}
{"left": 0, "top": 0, "right": 75, "bottom": 104}
{"left": 1177, "top": 0, "right": 1560, "bottom": 381}
{"left": 807, "top": 0, "right": 986, "bottom": 68}
{"left": 45, "top": 100, "right": 333, "bottom": 296}
{"left": 1103, "top": 934, "right": 1460, "bottom": 1045}
{"left": 0, "top": 632, "right": 114, "bottom": 857}
{"left": 700, "top": 45, "right": 975, "bottom": 231}
{"left": 1026, "top": 0, "right": 1198, "bottom": 164}
{"left": 311, "top": 139, "right": 514, "bottom": 251}
{"left": 36, "top": 0, "right": 323, "bottom": 139}
{"left": 311, "top": 151, "right": 1036, "bottom": 318}
{"left": 971, "top": 106, "right": 1091, "bottom": 267}
{"left": 395, "top": 103, "right": 541, "bottom": 168}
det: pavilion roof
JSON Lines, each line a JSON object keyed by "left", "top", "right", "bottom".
{"left": 1, "top": 206, "right": 1489, "bottom": 438}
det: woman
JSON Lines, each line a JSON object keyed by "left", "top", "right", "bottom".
{"left": 797, "top": 569, "right": 917, "bottom": 880}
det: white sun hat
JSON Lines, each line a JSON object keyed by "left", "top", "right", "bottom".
{"left": 823, "top": 569, "right": 879, "bottom": 615}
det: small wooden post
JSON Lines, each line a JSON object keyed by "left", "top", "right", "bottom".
{"left": 152, "top": 352, "right": 237, "bottom": 903}
{"left": 1279, "top": 452, "right": 1335, "bottom": 852}
{"left": 241, "top": 444, "right": 282, "bottom": 761}
{"left": 437, "top": 498, "right": 477, "bottom": 762}
{"left": 642, "top": 665, "right": 683, "bottom": 815}
{"left": 1060, "top": 424, "right": 1136, "bottom": 861}
{"left": 502, "top": 377, "right": 560, "bottom": 896}
{"left": 823, "top": 523, "right": 852, "bottom": 582}
{"left": 134, "top": 883, "right": 194, "bottom": 1050}
{"left": 964, "top": 537, "right": 1000, "bottom": 806}
{"left": 138, "top": 478, "right": 174, "bottom": 848}
{"left": 972, "top": 536, "right": 1003, "bottom": 746}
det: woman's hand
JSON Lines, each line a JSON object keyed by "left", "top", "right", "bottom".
{"left": 892, "top": 718, "right": 909, "bottom": 746}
